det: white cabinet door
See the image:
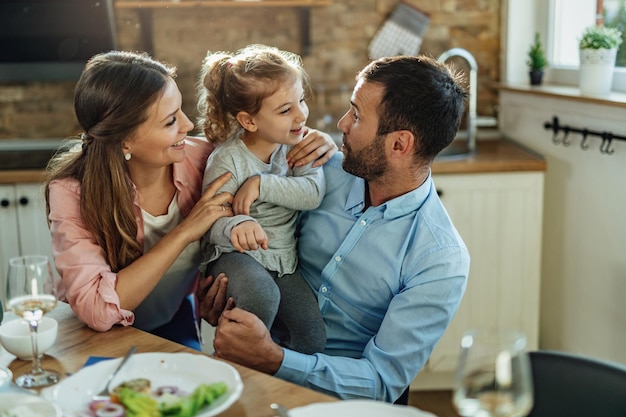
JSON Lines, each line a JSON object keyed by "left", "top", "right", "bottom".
{"left": 0, "top": 183, "right": 55, "bottom": 305}
{"left": 15, "top": 184, "right": 53, "bottom": 261}
{"left": 411, "top": 171, "right": 544, "bottom": 390}
{"left": 0, "top": 185, "right": 21, "bottom": 303}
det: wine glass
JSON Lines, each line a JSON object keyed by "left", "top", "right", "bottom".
{"left": 6, "top": 255, "right": 60, "bottom": 388}
{"left": 453, "top": 328, "right": 534, "bottom": 417}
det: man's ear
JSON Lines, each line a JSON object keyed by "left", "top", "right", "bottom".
{"left": 236, "top": 111, "right": 257, "bottom": 132}
{"left": 389, "top": 130, "right": 416, "bottom": 158}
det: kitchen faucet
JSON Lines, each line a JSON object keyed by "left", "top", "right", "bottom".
{"left": 437, "top": 48, "right": 478, "bottom": 153}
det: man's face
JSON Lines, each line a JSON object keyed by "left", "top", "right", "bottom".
{"left": 336, "top": 80, "right": 388, "bottom": 181}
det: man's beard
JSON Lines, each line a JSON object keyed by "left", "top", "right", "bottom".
{"left": 342, "top": 134, "right": 387, "bottom": 181}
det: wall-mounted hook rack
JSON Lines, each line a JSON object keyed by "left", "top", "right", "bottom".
{"left": 544, "top": 116, "right": 625, "bottom": 155}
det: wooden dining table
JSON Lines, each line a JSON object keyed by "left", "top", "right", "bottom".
{"left": 0, "top": 302, "right": 337, "bottom": 416}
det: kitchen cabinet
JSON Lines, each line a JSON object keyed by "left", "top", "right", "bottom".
{"left": 0, "top": 183, "right": 55, "bottom": 304}
{"left": 411, "top": 170, "right": 544, "bottom": 390}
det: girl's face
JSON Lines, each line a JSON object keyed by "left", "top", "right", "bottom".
{"left": 124, "top": 77, "right": 194, "bottom": 170}
{"left": 245, "top": 77, "right": 309, "bottom": 146}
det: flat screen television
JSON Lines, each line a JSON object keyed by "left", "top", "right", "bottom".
{"left": 0, "top": 0, "right": 118, "bottom": 82}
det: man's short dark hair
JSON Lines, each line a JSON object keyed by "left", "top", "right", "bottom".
{"left": 357, "top": 55, "right": 467, "bottom": 160}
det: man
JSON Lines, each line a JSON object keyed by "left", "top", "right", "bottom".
{"left": 198, "top": 55, "right": 470, "bottom": 403}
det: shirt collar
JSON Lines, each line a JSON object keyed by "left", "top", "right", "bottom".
{"left": 345, "top": 171, "right": 433, "bottom": 219}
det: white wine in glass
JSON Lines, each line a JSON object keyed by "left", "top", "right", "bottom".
{"left": 453, "top": 328, "right": 534, "bottom": 417}
{"left": 6, "top": 255, "right": 60, "bottom": 388}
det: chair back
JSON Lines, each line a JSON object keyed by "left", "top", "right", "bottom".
{"left": 528, "top": 350, "right": 626, "bottom": 417}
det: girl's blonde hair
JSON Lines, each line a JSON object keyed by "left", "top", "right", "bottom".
{"left": 44, "top": 51, "right": 176, "bottom": 272}
{"left": 196, "top": 44, "right": 310, "bottom": 143}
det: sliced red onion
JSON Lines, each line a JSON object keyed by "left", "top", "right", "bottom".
{"left": 155, "top": 385, "right": 179, "bottom": 396}
{"left": 88, "top": 399, "right": 112, "bottom": 412}
{"left": 94, "top": 403, "right": 125, "bottom": 417}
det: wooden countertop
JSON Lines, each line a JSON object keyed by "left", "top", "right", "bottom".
{"left": 0, "top": 170, "right": 46, "bottom": 184}
{"left": 0, "top": 139, "right": 546, "bottom": 184}
{"left": 432, "top": 138, "right": 546, "bottom": 175}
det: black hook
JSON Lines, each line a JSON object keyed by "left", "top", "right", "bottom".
{"left": 580, "top": 129, "right": 590, "bottom": 150}
{"left": 600, "top": 133, "right": 615, "bottom": 155}
{"left": 561, "top": 127, "right": 572, "bottom": 146}
{"left": 545, "top": 116, "right": 562, "bottom": 144}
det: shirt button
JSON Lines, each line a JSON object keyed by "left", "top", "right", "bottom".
{"left": 360, "top": 220, "right": 366, "bottom": 226}
{"left": 334, "top": 256, "right": 341, "bottom": 262}
{"left": 321, "top": 286, "right": 328, "bottom": 293}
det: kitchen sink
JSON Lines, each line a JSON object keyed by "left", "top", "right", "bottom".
{"left": 0, "top": 139, "right": 63, "bottom": 170}
{"left": 435, "top": 139, "right": 475, "bottom": 161}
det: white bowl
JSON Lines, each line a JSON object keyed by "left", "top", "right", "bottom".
{"left": 0, "top": 316, "right": 58, "bottom": 360}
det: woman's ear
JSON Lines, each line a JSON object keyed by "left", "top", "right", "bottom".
{"left": 236, "top": 111, "right": 257, "bottom": 132}
{"left": 121, "top": 140, "right": 132, "bottom": 155}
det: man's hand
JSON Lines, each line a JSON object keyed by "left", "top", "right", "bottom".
{"left": 213, "top": 307, "right": 284, "bottom": 374}
{"left": 231, "top": 221, "right": 268, "bottom": 252}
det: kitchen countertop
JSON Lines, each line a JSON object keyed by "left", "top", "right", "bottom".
{"left": 432, "top": 137, "right": 546, "bottom": 174}
{"left": 0, "top": 138, "right": 545, "bottom": 184}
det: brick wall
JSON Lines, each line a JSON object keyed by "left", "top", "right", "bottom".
{"left": 0, "top": 0, "right": 500, "bottom": 139}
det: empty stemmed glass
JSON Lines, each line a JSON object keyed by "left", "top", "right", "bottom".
{"left": 453, "top": 328, "right": 534, "bottom": 417}
{"left": 6, "top": 255, "right": 60, "bottom": 388}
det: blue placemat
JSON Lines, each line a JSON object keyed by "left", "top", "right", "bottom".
{"left": 83, "top": 356, "right": 112, "bottom": 367}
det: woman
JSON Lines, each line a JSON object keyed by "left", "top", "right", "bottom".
{"left": 44, "top": 51, "right": 335, "bottom": 349}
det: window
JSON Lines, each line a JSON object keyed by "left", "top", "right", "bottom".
{"left": 551, "top": 0, "right": 626, "bottom": 67}
{"left": 524, "top": 0, "right": 626, "bottom": 93}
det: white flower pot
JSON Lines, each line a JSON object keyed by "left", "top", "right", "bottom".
{"left": 579, "top": 48, "right": 617, "bottom": 96}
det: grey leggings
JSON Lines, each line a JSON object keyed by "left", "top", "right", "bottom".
{"left": 206, "top": 252, "right": 326, "bottom": 354}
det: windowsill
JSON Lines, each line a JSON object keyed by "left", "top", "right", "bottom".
{"left": 497, "top": 83, "right": 626, "bottom": 109}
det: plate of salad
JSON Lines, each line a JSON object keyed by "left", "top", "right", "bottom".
{"left": 41, "top": 352, "right": 243, "bottom": 417}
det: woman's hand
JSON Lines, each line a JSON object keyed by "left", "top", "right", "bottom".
{"left": 287, "top": 128, "right": 338, "bottom": 168}
{"left": 176, "top": 172, "right": 233, "bottom": 242}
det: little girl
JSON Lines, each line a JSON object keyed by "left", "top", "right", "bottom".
{"left": 197, "top": 44, "right": 326, "bottom": 354}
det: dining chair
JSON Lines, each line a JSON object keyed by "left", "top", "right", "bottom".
{"left": 394, "top": 386, "right": 410, "bottom": 405}
{"left": 527, "top": 350, "right": 626, "bottom": 417}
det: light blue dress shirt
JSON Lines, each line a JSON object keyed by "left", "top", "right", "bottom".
{"left": 275, "top": 153, "right": 470, "bottom": 402}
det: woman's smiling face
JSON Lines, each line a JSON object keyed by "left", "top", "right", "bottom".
{"left": 124, "top": 77, "right": 194, "bottom": 169}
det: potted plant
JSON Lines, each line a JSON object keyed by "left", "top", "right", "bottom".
{"left": 579, "top": 25, "right": 623, "bottom": 50}
{"left": 527, "top": 32, "right": 548, "bottom": 85}
{"left": 578, "top": 25, "right": 623, "bottom": 95}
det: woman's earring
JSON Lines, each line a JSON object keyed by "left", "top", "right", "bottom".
{"left": 124, "top": 152, "right": 132, "bottom": 161}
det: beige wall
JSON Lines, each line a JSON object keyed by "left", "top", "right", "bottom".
{"left": 500, "top": 91, "right": 626, "bottom": 366}
{"left": 0, "top": 0, "right": 500, "bottom": 140}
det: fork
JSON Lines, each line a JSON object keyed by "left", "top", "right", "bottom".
{"left": 270, "top": 403, "right": 292, "bottom": 417}
{"left": 93, "top": 345, "right": 138, "bottom": 400}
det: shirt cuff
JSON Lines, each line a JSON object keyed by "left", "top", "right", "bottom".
{"left": 275, "top": 348, "right": 317, "bottom": 385}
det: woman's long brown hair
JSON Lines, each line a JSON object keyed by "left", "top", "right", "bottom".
{"left": 44, "top": 51, "right": 176, "bottom": 272}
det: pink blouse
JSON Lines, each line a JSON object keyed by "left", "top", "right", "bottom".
{"left": 47, "top": 137, "right": 214, "bottom": 332}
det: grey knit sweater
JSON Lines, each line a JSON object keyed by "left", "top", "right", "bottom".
{"left": 200, "top": 136, "right": 325, "bottom": 276}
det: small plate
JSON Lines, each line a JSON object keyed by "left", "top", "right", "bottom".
{"left": 0, "top": 392, "right": 62, "bottom": 417}
{"left": 41, "top": 352, "right": 243, "bottom": 417}
{"left": 290, "top": 400, "right": 438, "bottom": 417}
